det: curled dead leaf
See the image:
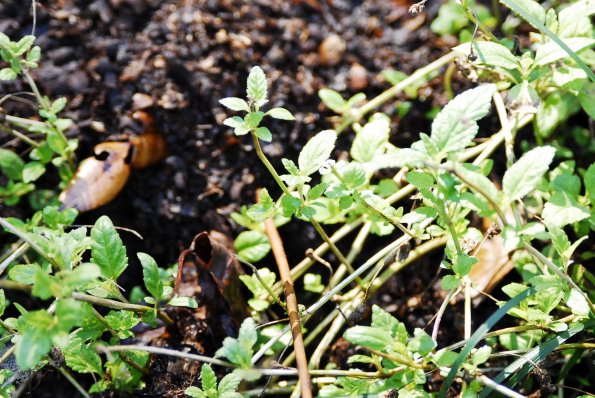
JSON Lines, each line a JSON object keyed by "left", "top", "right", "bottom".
{"left": 59, "top": 141, "right": 132, "bottom": 212}
{"left": 60, "top": 111, "right": 166, "bottom": 212}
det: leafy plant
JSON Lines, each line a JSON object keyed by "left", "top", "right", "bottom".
{"left": 185, "top": 364, "right": 242, "bottom": 398}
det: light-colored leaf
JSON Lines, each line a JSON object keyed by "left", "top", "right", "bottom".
{"left": 350, "top": 114, "right": 390, "bottom": 163}
{"left": 246, "top": 66, "right": 267, "bottom": 106}
{"left": 430, "top": 84, "right": 496, "bottom": 158}
{"left": 534, "top": 37, "right": 595, "bottom": 66}
{"left": 266, "top": 108, "right": 295, "bottom": 120}
{"left": 219, "top": 97, "right": 250, "bottom": 112}
{"left": 502, "top": 146, "right": 555, "bottom": 202}
{"left": 454, "top": 41, "right": 520, "bottom": 70}
{"left": 318, "top": 88, "right": 346, "bottom": 113}
{"left": 298, "top": 130, "right": 337, "bottom": 176}
{"left": 542, "top": 191, "right": 590, "bottom": 227}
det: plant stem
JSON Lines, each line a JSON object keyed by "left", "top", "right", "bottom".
{"left": 262, "top": 207, "right": 312, "bottom": 398}
{"left": 251, "top": 132, "right": 291, "bottom": 196}
{"left": 89, "top": 307, "right": 149, "bottom": 375}
{"left": 0, "top": 125, "right": 40, "bottom": 147}
{"left": 0, "top": 242, "right": 29, "bottom": 277}
{"left": 477, "top": 375, "right": 524, "bottom": 398}
{"left": 54, "top": 363, "right": 92, "bottom": 398}
{"left": 432, "top": 287, "right": 461, "bottom": 341}
{"left": 0, "top": 217, "right": 59, "bottom": 269}
{"left": 250, "top": 131, "right": 358, "bottom": 288}
{"left": 100, "top": 345, "right": 235, "bottom": 368}
{"left": 71, "top": 292, "right": 174, "bottom": 326}
{"left": 337, "top": 51, "right": 458, "bottom": 133}
{"left": 310, "top": 219, "right": 360, "bottom": 282}
{"left": 0, "top": 345, "right": 16, "bottom": 366}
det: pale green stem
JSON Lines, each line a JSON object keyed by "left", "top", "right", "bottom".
{"left": 71, "top": 292, "right": 174, "bottom": 326}
{"left": 0, "top": 242, "right": 29, "bottom": 276}
{"left": 477, "top": 375, "right": 525, "bottom": 398}
{"left": 0, "top": 217, "right": 58, "bottom": 268}
{"left": 55, "top": 363, "right": 92, "bottom": 398}
{"left": 0, "top": 125, "right": 40, "bottom": 147}
{"left": 337, "top": 52, "right": 458, "bottom": 133}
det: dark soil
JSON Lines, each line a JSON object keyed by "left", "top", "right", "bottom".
{"left": 0, "top": 0, "right": 548, "bottom": 397}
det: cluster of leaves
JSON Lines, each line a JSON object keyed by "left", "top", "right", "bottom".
{"left": 452, "top": 0, "right": 594, "bottom": 138}
{"left": 217, "top": 11, "right": 594, "bottom": 392}
{"left": 0, "top": 33, "right": 77, "bottom": 208}
{"left": 0, "top": 214, "right": 196, "bottom": 393}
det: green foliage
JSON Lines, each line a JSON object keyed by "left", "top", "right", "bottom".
{"left": 215, "top": 318, "right": 258, "bottom": 368}
{"left": 239, "top": 268, "right": 277, "bottom": 311}
{"left": 185, "top": 364, "right": 242, "bottom": 398}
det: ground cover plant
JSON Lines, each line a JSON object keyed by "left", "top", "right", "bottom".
{"left": 0, "top": 0, "right": 594, "bottom": 397}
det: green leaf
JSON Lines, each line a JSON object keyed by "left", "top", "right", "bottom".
{"left": 15, "top": 328, "right": 52, "bottom": 369}
{"left": 281, "top": 194, "right": 302, "bottom": 217}
{"left": 219, "top": 97, "right": 250, "bottom": 112}
{"left": 168, "top": 296, "right": 198, "bottom": 308}
{"left": 14, "top": 35, "right": 35, "bottom": 55}
{"left": 218, "top": 373, "right": 242, "bottom": 395}
{"left": 0, "top": 148, "right": 25, "bottom": 180}
{"left": 584, "top": 163, "right": 595, "bottom": 205}
{"left": 502, "top": 146, "right": 556, "bottom": 202}
{"left": 308, "top": 183, "right": 328, "bottom": 200}
{"left": 303, "top": 273, "right": 325, "bottom": 293}
{"left": 341, "top": 163, "right": 366, "bottom": 189}
{"left": 104, "top": 310, "right": 140, "bottom": 339}
{"left": 9, "top": 263, "right": 41, "bottom": 284}
{"left": 371, "top": 305, "right": 405, "bottom": 341}
{"left": 138, "top": 253, "right": 163, "bottom": 300}
{"left": 453, "top": 254, "right": 478, "bottom": 276}
{"left": 430, "top": 84, "right": 496, "bottom": 158}
{"left": 318, "top": 88, "right": 347, "bottom": 113}
{"left": 350, "top": 114, "right": 390, "bottom": 163}
{"left": 565, "top": 288, "right": 589, "bottom": 316}
{"left": 499, "top": 0, "right": 595, "bottom": 82}
{"left": 50, "top": 97, "right": 67, "bottom": 114}
{"left": 223, "top": 116, "right": 244, "bottom": 129}
{"left": 201, "top": 363, "right": 218, "bottom": 395}
{"left": 433, "top": 349, "right": 459, "bottom": 367}
{"left": 234, "top": 230, "right": 270, "bottom": 263}
{"left": 471, "top": 346, "right": 492, "bottom": 366}
{"left": 408, "top": 328, "right": 436, "bottom": 356}
{"left": 441, "top": 274, "right": 460, "bottom": 290}
{"left": 246, "top": 66, "right": 268, "bottom": 107}
{"left": 501, "top": 0, "right": 546, "bottom": 27}
{"left": 27, "top": 46, "right": 41, "bottom": 62}
{"left": 578, "top": 82, "right": 595, "bottom": 119}
{"left": 215, "top": 318, "right": 256, "bottom": 368}
{"left": 298, "top": 130, "right": 337, "bottom": 176}
{"left": 339, "top": 195, "right": 354, "bottom": 210}
{"left": 534, "top": 37, "right": 595, "bottom": 66}
{"left": 185, "top": 386, "right": 207, "bottom": 398}
{"left": 0, "top": 290, "right": 5, "bottom": 317}
{"left": 91, "top": 216, "right": 128, "bottom": 280}
{"left": 406, "top": 171, "right": 434, "bottom": 189}
{"left": 266, "top": 108, "right": 295, "bottom": 120}
{"left": 453, "top": 41, "right": 520, "bottom": 70}
{"left": 344, "top": 326, "right": 392, "bottom": 351}
{"left": 22, "top": 162, "right": 45, "bottom": 183}
{"left": 542, "top": 191, "right": 590, "bottom": 227}
{"left": 247, "top": 188, "right": 276, "bottom": 221}
{"left": 0, "top": 68, "right": 17, "bottom": 81}
{"left": 64, "top": 344, "right": 104, "bottom": 375}
{"left": 255, "top": 127, "right": 272, "bottom": 142}
{"left": 244, "top": 111, "right": 264, "bottom": 128}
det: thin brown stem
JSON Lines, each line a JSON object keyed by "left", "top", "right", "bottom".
{"left": 262, "top": 205, "right": 312, "bottom": 398}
